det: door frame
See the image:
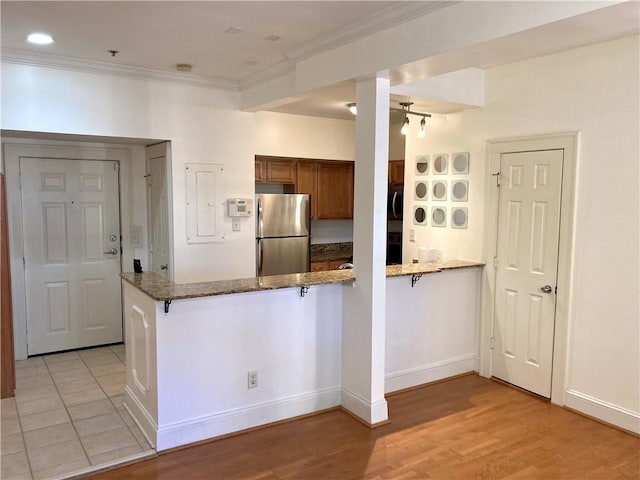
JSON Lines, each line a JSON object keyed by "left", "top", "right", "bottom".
{"left": 3, "top": 143, "right": 133, "bottom": 359}
{"left": 480, "top": 132, "right": 578, "bottom": 406}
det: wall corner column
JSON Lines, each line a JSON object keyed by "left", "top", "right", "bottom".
{"left": 341, "top": 76, "right": 390, "bottom": 425}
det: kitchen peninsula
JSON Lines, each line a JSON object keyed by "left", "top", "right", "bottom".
{"left": 121, "top": 260, "right": 483, "bottom": 451}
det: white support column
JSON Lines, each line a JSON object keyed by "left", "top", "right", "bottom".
{"left": 341, "top": 76, "right": 390, "bottom": 425}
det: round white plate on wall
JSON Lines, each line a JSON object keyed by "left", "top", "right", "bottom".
{"left": 432, "top": 180, "right": 447, "bottom": 201}
{"left": 451, "top": 180, "right": 468, "bottom": 202}
{"left": 451, "top": 207, "right": 468, "bottom": 229}
{"left": 452, "top": 152, "right": 470, "bottom": 174}
{"left": 414, "top": 181, "right": 428, "bottom": 201}
{"left": 413, "top": 205, "right": 428, "bottom": 226}
{"left": 433, "top": 154, "right": 448, "bottom": 175}
{"left": 415, "top": 155, "right": 429, "bottom": 176}
{"left": 431, "top": 206, "right": 447, "bottom": 227}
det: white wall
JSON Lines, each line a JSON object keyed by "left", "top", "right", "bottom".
{"left": 385, "top": 267, "right": 481, "bottom": 393}
{"left": 255, "top": 111, "right": 355, "bottom": 160}
{"left": 154, "top": 285, "right": 343, "bottom": 450}
{"left": 1, "top": 63, "right": 255, "bottom": 283}
{"left": 405, "top": 35, "right": 640, "bottom": 429}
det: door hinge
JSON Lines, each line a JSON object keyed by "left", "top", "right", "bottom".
{"left": 492, "top": 171, "right": 501, "bottom": 187}
{"left": 113, "top": 162, "right": 120, "bottom": 172}
{"left": 490, "top": 337, "right": 495, "bottom": 350}
{"left": 22, "top": 256, "right": 26, "bottom": 269}
{"left": 555, "top": 285, "right": 558, "bottom": 295}
{"left": 493, "top": 256, "right": 498, "bottom": 268}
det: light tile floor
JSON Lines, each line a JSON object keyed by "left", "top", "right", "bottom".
{"left": 1, "top": 344, "right": 154, "bottom": 480}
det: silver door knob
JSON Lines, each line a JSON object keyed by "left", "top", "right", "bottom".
{"left": 104, "top": 248, "right": 118, "bottom": 255}
{"left": 160, "top": 264, "right": 168, "bottom": 270}
{"left": 541, "top": 285, "right": 553, "bottom": 294}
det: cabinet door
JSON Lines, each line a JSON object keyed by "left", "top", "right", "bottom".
{"left": 316, "top": 161, "right": 354, "bottom": 219}
{"left": 266, "top": 159, "right": 296, "bottom": 183}
{"left": 311, "top": 261, "right": 328, "bottom": 272}
{"left": 389, "top": 160, "right": 405, "bottom": 184}
{"left": 255, "top": 158, "right": 265, "bottom": 183}
{"left": 296, "top": 161, "right": 317, "bottom": 219}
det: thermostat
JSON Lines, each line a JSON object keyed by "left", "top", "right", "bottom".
{"left": 227, "top": 198, "right": 253, "bottom": 217}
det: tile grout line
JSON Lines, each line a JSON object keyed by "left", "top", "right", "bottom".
{"left": 42, "top": 353, "right": 92, "bottom": 476}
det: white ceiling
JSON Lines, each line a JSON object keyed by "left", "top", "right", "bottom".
{"left": 2, "top": 1, "right": 639, "bottom": 120}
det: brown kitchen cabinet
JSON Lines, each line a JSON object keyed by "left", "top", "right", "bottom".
{"left": 255, "top": 156, "right": 297, "bottom": 184}
{"left": 316, "top": 161, "right": 354, "bottom": 219}
{"left": 389, "top": 160, "right": 405, "bottom": 184}
{"left": 296, "top": 161, "right": 317, "bottom": 219}
{"left": 311, "top": 258, "right": 350, "bottom": 272}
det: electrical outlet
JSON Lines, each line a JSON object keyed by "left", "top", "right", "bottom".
{"left": 248, "top": 370, "right": 258, "bottom": 389}
{"left": 409, "top": 229, "right": 416, "bottom": 242}
{"left": 437, "top": 250, "right": 443, "bottom": 262}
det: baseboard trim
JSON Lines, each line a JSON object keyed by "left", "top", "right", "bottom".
{"left": 385, "top": 355, "right": 478, "bottom": 394}
{"left": 565, "top": 389, "right": 640, "bottom": 435}
{"left": 156, "top": 386, "right": 341, "bottom": 451}
{"left": 340, "top": 388, "right": 389, "bottom": 426}
{"left": 124, "top": 385, "right": 158, "bottom": 448}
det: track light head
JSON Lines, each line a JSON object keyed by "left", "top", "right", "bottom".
{"left": 418, "top": 116, "right": 426, "bottom": 138}
{"left": 401, "top": 116, "right": 410, "bottom": 135}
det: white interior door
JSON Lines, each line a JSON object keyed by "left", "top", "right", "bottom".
{"left": 20, "top": 157, "right": 122, "bottom": 355}
{"left": 146, "top": 143, "right": 170, "bottom": 277}
{"left": 492, "top": 149, "right": 563, "bottom": 397}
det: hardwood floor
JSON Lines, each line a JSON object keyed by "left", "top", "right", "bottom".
{"left": 85, "top": 375, "right": 639, "bottom": 480}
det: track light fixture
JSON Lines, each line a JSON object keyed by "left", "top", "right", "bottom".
{"left": 418, "top": 116, "right": 426, "bottom": 138}
{"left": 346, "top": 101, "right": 431, "bottom": 138}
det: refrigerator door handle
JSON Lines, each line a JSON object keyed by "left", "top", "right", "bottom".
{"left": 257, "top": 239, "right": 264, "bottom": 276}
{"left": 392, "top": 191, "right": 398, "bottom": 219}
{"left": 256, "top": 197, "right": 263, "bottom": 237}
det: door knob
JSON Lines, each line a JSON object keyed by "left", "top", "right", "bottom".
{"left": 104, "top": 248, "right": 118, "bottom": 255}
{"left": 160, "top": 264, "right": 168, "bottom": 270}
{"left": 540, "top": 285, "right": 553, "bottom": 294}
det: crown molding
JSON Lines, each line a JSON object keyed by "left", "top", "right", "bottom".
{"left": 240, "top": 1, "right": 456, "bottom": 91}
{"left": 1, "top": 48, "right": 239, "bottom": 91}
{"left": 285, "top": 1, "right": 457, "bottom": 63}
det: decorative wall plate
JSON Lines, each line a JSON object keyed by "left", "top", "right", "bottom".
{"left": 431, "top": 207, "right": 447, "bottom": 227}
{"left": 415, "top": 155, "right": 429, "bottom": 176}
{"left": 451, "top": 180, "right": 468, "bottom": 202}
{"left": 432, "top": 180, "right": 447, "bottom": 201}
{"left": 413, "top": 205, "right": 428, "bottom": 226}
{"left": 414, "top": 181, "right": 428, "bottom": 201}
{"left": 433, "top": 154, "right": 448, "bottom": 175}
{"left": 452, "top": 152, "right": 470, "bottom": 174}
{"left": 451, "top": 207, "right": 468, "bottom": 229}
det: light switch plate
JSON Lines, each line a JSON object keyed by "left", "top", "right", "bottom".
{"left": 409, "top": 229, "right": 416, "bottom": 242}
{"left": 232, "top": 218, "right": 241, "bottom": 231}
{"left": 130, "top": 226, "right": 142, "bottom": 245}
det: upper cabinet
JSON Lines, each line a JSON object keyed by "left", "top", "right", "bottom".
{"left": 255, "top": 156, "right": 354, "bottom": 220}
{"left": 255, "top": 156, "right": 296, "bottom": 184}
{"left": 316, "top": 161, "right": 354, "bottom": 219}
{"left": 388, "top": 160, "right": 405, "bottom": 184}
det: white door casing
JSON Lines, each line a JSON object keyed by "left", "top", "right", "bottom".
{"left": 492, "top": 149, "right": 563, "bottom": 398}
{"left": 20, "top": 157, "right": 123, "bottom": 355}
{"left": 146, "top": 143, "right": 172, "bottom": 278}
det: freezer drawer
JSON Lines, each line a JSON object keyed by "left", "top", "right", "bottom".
{"left": 257, "top": 237, "right": 310, "bottom": 276}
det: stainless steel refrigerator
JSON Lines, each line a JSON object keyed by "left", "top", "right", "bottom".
{"left": 256, "top": 194, "right": 310, "bottom": 276}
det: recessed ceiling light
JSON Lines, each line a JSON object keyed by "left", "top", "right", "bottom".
{"left": 225, "top": 26, "right": 243, "bottom": 34}
{"left": 176, "top": 63, "right": 192, "bottom": 72}
{"left": 264, "top": 34, "right": 282, "bottom": 42}
{"left": 27, "top": 32, "right": 54, "bottom": 45}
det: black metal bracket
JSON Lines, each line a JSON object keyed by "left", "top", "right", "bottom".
{"left": 411, "top": 274, "right": 423, "bottom": 288}
{"left": 164, "top": 300, "right": 172, "bottom": 313}
{"left": 300, "top": 285, "right": 310, "bottom": 297}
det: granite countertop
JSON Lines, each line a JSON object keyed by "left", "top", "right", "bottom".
{"left": 121, "top": 260, "right": 484, "bottom": 303}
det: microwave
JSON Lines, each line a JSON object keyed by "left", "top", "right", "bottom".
{"left": 387, "top": 183, "right": 404, "bottom": 220}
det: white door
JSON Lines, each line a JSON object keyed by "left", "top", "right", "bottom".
{"left": 492, "top": 149, "right": 563, "bottom": 397}
{"left": 20, "top": 157, "right": 122, "bottom": 355}
{"left": 146, "top": 143, "right": 170, "bottom": 277}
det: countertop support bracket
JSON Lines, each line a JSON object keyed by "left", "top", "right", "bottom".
{"left": 411, "top": 274, "right": 422, "bottom": 288}
{"left": 164, "top": 300, "right": 172, "bottom": 313}
{"left": 300, "top": 285, "right": 310, "bottom": 297}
